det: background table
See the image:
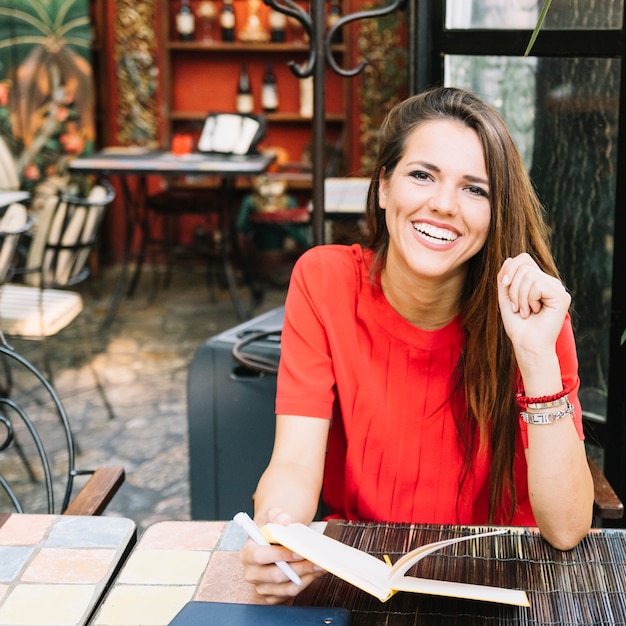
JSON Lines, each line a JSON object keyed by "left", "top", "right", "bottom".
{"left": 69, "top": 149, "right": 275, "bottom": 325}
{"left": 0, "top": 513, "right": 136, "bottom": 626}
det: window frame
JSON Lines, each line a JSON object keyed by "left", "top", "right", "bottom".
{"left": 408, "top": 0, "right": 626, "bottom": 520}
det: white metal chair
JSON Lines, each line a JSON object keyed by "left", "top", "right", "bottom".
{"left": 0, "top": 202, "right": 31, "bottom": 283}
{"left": 0, "top": 181, "right": 116, "bottom": 418}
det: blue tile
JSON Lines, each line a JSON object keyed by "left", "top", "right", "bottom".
{"left": 45, "top": 517, "right": 135, "bottom": 548}
{"left": 218, "top": 521, "right": 247, "bottom": 551}
{"left": 0, "top": 546, "right": 35, "bottom": 582}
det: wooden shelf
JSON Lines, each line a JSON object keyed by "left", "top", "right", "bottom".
{"left": 160, "top": 0, "right": 352, "bottom": 179}
{"left": 167, "top": 40, "right": 347, "bottom": 54}
{"left": 169, "top": 111, "right": 345, "bottom": 123}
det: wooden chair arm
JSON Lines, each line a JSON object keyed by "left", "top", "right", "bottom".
{"left": 64, "top": 466, "right": 125, "bottom": 516}
{"left": 587, "top": 455, "right": 624, "bottom": 520}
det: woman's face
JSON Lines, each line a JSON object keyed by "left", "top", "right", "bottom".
{"left": 378, "top": 119, "right": 491, "bottom": 286}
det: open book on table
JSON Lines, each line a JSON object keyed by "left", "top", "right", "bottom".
{"left": 261, "top": 522, "right": 530, "bottom": 607}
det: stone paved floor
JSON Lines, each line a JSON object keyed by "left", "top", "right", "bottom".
{"left": 3, "top": 263, "right": 287, "bottom": 535}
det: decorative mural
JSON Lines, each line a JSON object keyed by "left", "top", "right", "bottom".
{"left": 0, "top": 0, "right": 94, "bottom": 191}
{"left": 113, "top": 0, "right": 159, "bottom": 146}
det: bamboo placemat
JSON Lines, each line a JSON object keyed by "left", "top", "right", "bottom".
{"left": 294, "top": 521, "right": 626, "bottom": 625}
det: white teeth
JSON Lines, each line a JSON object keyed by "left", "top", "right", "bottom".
{"left": 413, "top": 222, "right": 458, "bottom": 243}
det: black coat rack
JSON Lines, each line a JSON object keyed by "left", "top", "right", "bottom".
{"left": 262, "top": 0, "right": 407, "bottom": 245}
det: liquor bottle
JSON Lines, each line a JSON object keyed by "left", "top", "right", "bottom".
{"left": 197, "top": 1, "right": 217, "bottom": 41}
{"left": 220, "top": 0, "right": 236, "bottom": 42}
{"left": 261, "top": 62, "right": 279, "bottom": 113}
{"left": 327, "top": 0, "right": 342, "bottom": 44}
{"left": 176, "top": 0, "right": 196, "bottom": 41}
{"left": 236, "top": 63, "right": 254, "bottom": 114}
{"left": 268, "top": 8, "right": 287, "bottom": 43}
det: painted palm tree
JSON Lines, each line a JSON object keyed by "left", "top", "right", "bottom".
{"left": 0, "top": 0, "right": 94, "bottom": 187}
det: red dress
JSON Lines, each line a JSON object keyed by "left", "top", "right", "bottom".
{"left": 275, "top": 244, "right": 584, "bottom": 525}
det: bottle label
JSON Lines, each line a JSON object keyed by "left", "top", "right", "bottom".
{"left": 236, "top": 94, "right": 254, "bottom": 114}
{"left": 262, "top": 85, "right": 278, "bottom": 111}
{"left": 177, "top": 13, "right": 195, "bottom": 35}
{"left": 268, "top": 10, "right": 287, "bottom": 29}
{"left": 299, "top": 76, "right": 313, "bottom": 118}
{"left": 220, "top": 12, "right": 235, "bottom": 29}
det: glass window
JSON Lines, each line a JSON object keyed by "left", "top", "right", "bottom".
{"left": 447, "top": 54, "right": 619, "bottom": 424}
{"left": 446, "top": 0, "right": 623, "bottom": 30}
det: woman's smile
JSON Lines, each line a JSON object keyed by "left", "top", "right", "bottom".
{"left": 412, "top": 220, "right": 460, "bottom": 245}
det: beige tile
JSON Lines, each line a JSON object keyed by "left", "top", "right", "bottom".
{"left": 0, "top": 583, "right": 95, "bottom": 625}
{"left": 0, "top": 515, "right": 55, "bottom": 546}
{"left": 117, "top": 549, "right": 210, "bottom": 585}
{"left": 139, "top": 521, "right": 225, "bottom": 551}
{"left": 22, "top": 548, "right": 117, "bottom": 584}
{"left": 92, "top": 585, "right": 195, "bottom": 626}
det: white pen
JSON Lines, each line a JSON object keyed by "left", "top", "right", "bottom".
{"left": 233, "top": 511, "right": 302, "bottom": 585}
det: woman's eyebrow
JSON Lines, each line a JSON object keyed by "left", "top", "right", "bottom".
{"left": 465, "top": 174, "right": 490, "bottom": 186}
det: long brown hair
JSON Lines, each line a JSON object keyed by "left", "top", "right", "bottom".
{"left": 365, "top": 87, "right": 560, "bottom": 522}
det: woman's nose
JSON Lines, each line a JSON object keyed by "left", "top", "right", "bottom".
{"left": 428, "top": 183, "right": 458, "bottom": 215}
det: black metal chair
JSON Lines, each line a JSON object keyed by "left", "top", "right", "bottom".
{"left": 0, "top": 332, "right": 124, "bottom": 514}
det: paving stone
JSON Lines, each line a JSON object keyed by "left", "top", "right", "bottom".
{"left": 1, "top": 264, "right": 286, "bottom": 536}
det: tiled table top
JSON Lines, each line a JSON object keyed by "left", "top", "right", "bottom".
{"left": 0, "top": 514, "right": 136, "bottom": 626}
{"left": 91, "top": 521, "right": 263, "bottom": 626}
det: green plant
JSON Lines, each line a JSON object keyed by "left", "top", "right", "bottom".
{"left": 524, "top": 0, "right": 553, "bottom": 56}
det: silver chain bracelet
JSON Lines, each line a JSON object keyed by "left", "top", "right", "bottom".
{"left": 520, "top": 402, "right": 575, "bottom": 425}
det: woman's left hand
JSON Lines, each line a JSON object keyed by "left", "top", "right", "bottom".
{"left": 497, "top": 253, "right": 571, "bottom": 355}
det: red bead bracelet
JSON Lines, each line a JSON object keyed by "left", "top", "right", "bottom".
{"left": 516, "top": 384, "right": 570, "bottom": 409}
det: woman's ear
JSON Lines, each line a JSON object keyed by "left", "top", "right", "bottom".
{"left": 378, "top": 167, "right": 387, "bottom": 209}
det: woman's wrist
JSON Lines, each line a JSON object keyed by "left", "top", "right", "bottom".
{"left": 516, "top": 352, "right": 563, "bottom": 398}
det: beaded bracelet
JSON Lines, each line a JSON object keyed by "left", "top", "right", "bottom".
{"left": 516, "top": 384, "right": 570, "bottom": 410}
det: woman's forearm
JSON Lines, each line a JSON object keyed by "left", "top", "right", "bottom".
{"left": 253, "top": 460, "right": 323, "bottom": 526}
{"left": 525, "top": 420, "right": 593, "bottom": 550}
{"left": 519, "top": 352, "right": 593, "bottom": 549}
{"left": 252, "top": 414, "right": 330, "bottom": 526}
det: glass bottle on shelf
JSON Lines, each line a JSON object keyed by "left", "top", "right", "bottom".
{"left": 327, "top": 0, "right": 342, "bottom": 44}
{"left": 268, "top": 8, "right": 287, "bottom": 43}
{"left": 220, "top": 0, "right": 236, "bottom": 42}
{"left": 197, "top": 1, "right": 217, "bottom": 41}
{"left": 261, "top": 62, "right": 279, "bottom": 113}
{"left": 236, "top": 63, "right": 254, "bottom": 114}
{"left": 176, "top": 0, "right": 196, "bottom": 41}
{"left": 240, "top": 0, "right": 269, "bottom": 42}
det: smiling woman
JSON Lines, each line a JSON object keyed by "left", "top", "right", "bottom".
{"left": 240, "top": 86, "right": 594, "bottom": 605}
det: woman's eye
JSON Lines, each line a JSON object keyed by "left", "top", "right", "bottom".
{"left": 467, "top": 185, "right": 489, "bottom": 198}
{"left": 410, "top": 170, "right": 430, "bottom": 181}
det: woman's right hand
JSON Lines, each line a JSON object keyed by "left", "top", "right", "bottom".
{"left": 239, "top": 508, "right": 326, "bottom": 604}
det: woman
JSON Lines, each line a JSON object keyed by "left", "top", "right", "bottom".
{"left": 240, "top": 86, "right": 594, "bottom": 603}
